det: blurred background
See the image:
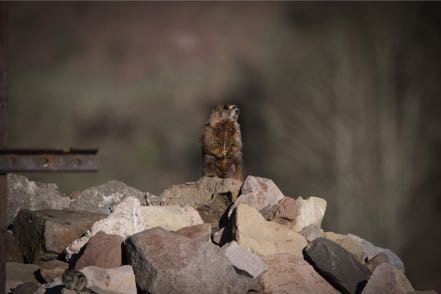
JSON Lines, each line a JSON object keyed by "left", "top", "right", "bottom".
{"left": 5, "top": 2, "right": 441, "bottom": 291}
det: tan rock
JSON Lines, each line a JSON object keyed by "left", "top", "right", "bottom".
{"left": 176, "top": 223, "right": 211, "bottom": 242}
{"left": 39, "top": 260, "right": 69, "bottom": 282}
{"left": 80, "top": 265, "right": 137, "bottom": 294}
{"left": 290, "top": 196, "right": 326, "bottom": 232}
{"left": 233, "top": 204, "right": 307, "bottom": 257}
{"left": 362, "top": 263, "right": 414, "bottom": 294}
{"left": 260, "top": 253, "right": 339, "bottom": 294}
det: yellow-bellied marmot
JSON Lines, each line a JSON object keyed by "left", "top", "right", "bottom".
{"left": 201, "top": 104, "right": 243, "bottom": 180}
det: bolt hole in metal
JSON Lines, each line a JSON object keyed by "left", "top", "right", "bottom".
{"left": 40, "top": 157, "right": 49, "bottom": 167}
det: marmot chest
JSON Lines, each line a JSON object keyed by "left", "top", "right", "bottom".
{"left": 213, "top": 121, "right": 237, "bottom": 160}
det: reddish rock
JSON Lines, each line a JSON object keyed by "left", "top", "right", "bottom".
{"left": 260, "top": 253, "right": 339, "bottom": 294}
{"left": 271, "top": 197, "right": 297, "bottom": 224}
{"left": 75, "top": 231, "right": 123, "bottom": 270}
{"left": 362, "top": 263, "right": 414, "bottom": 294}
{"left": 39, "top": 260, "right": 69, "bottom": 282}
{"left": 176, "top": 223, "right": 211, "bottom": 242}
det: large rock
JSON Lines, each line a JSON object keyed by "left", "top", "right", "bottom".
{"left": 362, "top": 263, "right": 414, "bottom": 294}
{"left": 66, "top": 197, "right": 203, "bottom": 258}
{"left": 232, "top": 204, "right": 307, "bottom": 257}
{"left": 6, "top": 230, "right": 23, "bottom": 263}
{"left": 304, "top": 238, "right": 371, "bottom": 294}
{"left": 221, "top": 241, "right": 267, "bottom": 279}
{"left": 260, "top": 254, "right": 339, "bottom": 294}
{"left": 39, "top": 260, "right": 69, "bottom": 283}
{"left": 228, "top": 176, "right": 284, "bottom": 217}
{"left": 301, "top": 224, "right": 324, "bottom": 243}
{"left": 11, "top": 282, "right": 40, "bottom": 294}
{"left": 347, "top": 234, "right": 405, "bottom": 271}
{"left": 80, "top": 265, "right": 137, "bottom": 294}
{"left": 69, "top": 180, "right": 160, "bottom": 214}
{"left": 13, "top": 209, "right": 105, "bottom": 263}
{"left": 269, "top": 197, "right": 297, "bottom": 224}
{"left": 176, "top": 223, "right": 212, "bottom": 242}
{"left": 75, "top": 231, "right": 123, "bottom": 270}
{"left": 324, "top": 232, "right": 365, "bottom": 263}
{"left": 6, "top": 174, "right": 70, "bottom": 226}
{"left": 196, "top": 192, "right": 232, "bottom": 233}
{"left": 161, "top": 176, "right": 242, "bottom": 207}
{"left": 125, "top": 227, "right": 254, "bottom": 294}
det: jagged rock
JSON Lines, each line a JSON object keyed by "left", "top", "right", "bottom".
{"left": 39, "top": 260, "right": 69, "bottom": 283}
{"left": 125, "top": 227, "right": 254, "bottom": 294}
{"left": 304, "top": 238, "right": 371, "bottom": 294}
{"left": 11, "top": 282, "right": 40, "bottom": 294}
{"left": 270, "top": 197, "right": 297, "bottom": 224}
{"left": 6, "top": 230, "right": 23, "bottom": 263}
{"left": 74, "top": 231, "right": 123, "bottom": 270}
{"left": 13, "top": 209, "right": 105, "bottom": 263}
{"left": 79, "top": 265, "right": 137, "bottom": 294}
{"left": 232, "top": 204, "right": 307, "bottom": 257}
{"left": 362, "top": 263, "right": 414, "bottom": 294}
{"left": 324, "top": 232, "right": 365, "bottom": 263}
{"left": 290, "top": 196, "right": 326, "bottom": 231}
{"left": 366, "top": 252, "right": 389, "bottom": 272}
{"left": 66, "top": 197, "right": 203, "bottom": 258}
{"left": 228, "top": 176, "right": 284, "bottom": 217}
{"left": 221, "top": 241, "right": 267, "bottom": 279}
{"left": 6, "top": 262, "right": 40, "bottom": 293}
{"left": 196, "top": 192, "right": 232, "bottom": 233}
{"left": 161, "top": 176, "right": 242, "bottom": 207}
{"left": 301, "top": 224, "right": 324, "bottom": 242}
{"left": 69, "top": 180, "right": 160, "bottom": 214}
{"left": 6, "top": 174, "right": 70, "bottom": 226}
{"left": 260, "top": 253, "right": 339, "bottom": 294}
{"left": 347, "top": 234, "right": 405, "bottom": 271}
{"left": 176, "top": 223, "right": 212, "bottom": 242}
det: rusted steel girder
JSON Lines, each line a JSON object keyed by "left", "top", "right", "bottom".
{"left": 0, "top": 149, "right": 98, "bottom": 172}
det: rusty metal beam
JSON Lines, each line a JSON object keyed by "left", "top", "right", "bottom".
{"left": 0, "top": 149, "right": 98, "bottom": 172}
{"left": 0, "top": 3, "right": 7, "bottom": 294}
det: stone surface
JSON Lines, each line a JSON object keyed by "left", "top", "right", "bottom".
{"left": 324, "top": 232, "right": 365, "bottom": 263}
{"left": 232, "top": 204, "right": 307, "bottom": 257}
{"left": 366, "top": 252, "right": 389, "bottom": 272}
{"left": 290, "top": 196, "right": 326, "bottom": 232}
{"left": 347, "top": 234, "right": 405, "bottom": 271}
{"left": 6, "top": 230, "right": 23, "bottom": 263}
{"left": 228, "top": 176, "right": 284, "bottom": 217}
{"left": 161, "top": 176, "right": 242, "bottom": 207}
{"left": 39, "top": 260, "right": 69, "bottom": 283}
{"left": 34, "top": 277, "right": 64, "bottom": 294}
{"left": 176, "top": 223, "right": 212, "bottom": 242}
{"left": 260, "top": 253, "right": 339, "bottom": 294}
{"left": 75, "top": 231, "right": 123, "bottom": 270}
{"left": 125, "top": 227, "right": 254, "bottom": 294}
{"left": 6, "top": 174, "right": 70, "bottom": 226}
{"left": 13, "top": 209, "right": 105, "bottom": 263}
{"left": 270, "top": 197, "right": 297, "bottom": 224}
{"left": 79, "top": 265, "right": 137, "bottom": 294}
{"left": 301, "top": 224, "right": 324, "bottom": 242}
{"left": 196, "top": 192, "right": 232, "bottom": 233}
{"left": 6, "top": 262, "right": 40, "bottom": 292}
{"left": 11, "top": 282, "right": 40, "bottom": 294}
{"left": 362, "top": 263, "right": 414, "bottom": 294}
{"left": 69, "top": 180, "right": 160, "bottom": 214}
{"left": 66, "top": 197, "right": 203, "bottom": 258}
{"left": 304, "top": 237, "right": 371, "bottom": 294}
{"left": 221, "top": 241, "right": 267, "bottom": 279}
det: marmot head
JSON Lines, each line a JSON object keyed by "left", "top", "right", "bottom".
{"left": 207, "top": 104, "right": 240, "bottom": 126}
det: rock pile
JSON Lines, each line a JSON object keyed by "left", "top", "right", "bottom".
{"left": 4, "top": 174, "right": 435, "bottom": 294}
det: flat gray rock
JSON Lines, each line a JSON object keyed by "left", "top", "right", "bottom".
{"left": 222, "top": 241, "right": 267, "bottom": 279}
{"left": 7, "top": 174, "right": 70, "bottom": 226}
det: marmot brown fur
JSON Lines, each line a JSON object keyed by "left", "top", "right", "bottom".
{"left": 201, "top": 104, "right": 243, "bottom": 180}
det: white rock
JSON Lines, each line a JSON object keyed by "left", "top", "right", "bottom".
{"left": 233, "top": 204, "right": 307, "bottom": 257}
{"left": 291, "top": 196, "right": 326, "bottom": 232}
{"left": 66, "top": 197, "right": 203, "bottom": 257}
